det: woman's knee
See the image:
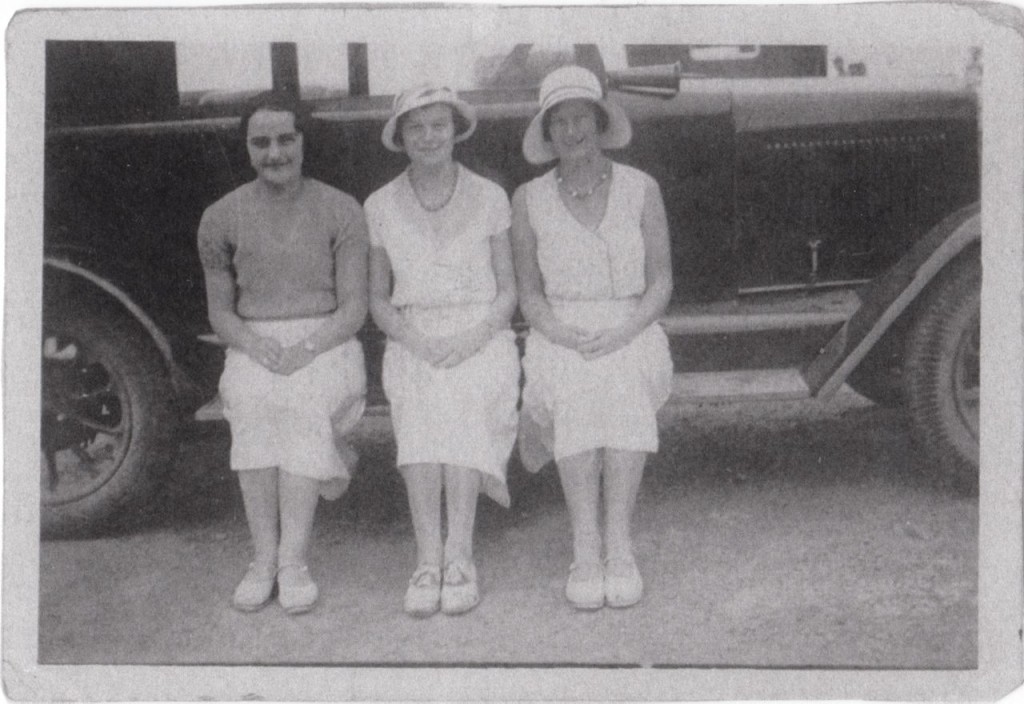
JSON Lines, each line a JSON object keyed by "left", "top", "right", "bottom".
{"left": 557, "top": 449, "right": 601, "bottom": 475}
{"left": 602, "top": 448, "right": 647, "bottom": 472}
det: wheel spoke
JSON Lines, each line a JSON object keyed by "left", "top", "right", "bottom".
{"left": 41, "top": 329, "right": 132, "bottom": 505}
{"left": 44, "top": 399, "right": 124, "bottom": 435}
{"left": 72, "top": 414, "right": 125, "bottom": 435}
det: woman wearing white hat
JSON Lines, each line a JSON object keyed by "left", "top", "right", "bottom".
{"left": 366, "top": 85, "right": 520, "bottom": 617}
{"left": 511, "top": 66, "right": 673, "bottom": 609}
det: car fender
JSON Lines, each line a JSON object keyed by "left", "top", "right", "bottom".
{"left": 44, "top": 257, "right": 175, "bottom": 366}
{"left": 802, "top": 203, "right": 981, "bottom": 398}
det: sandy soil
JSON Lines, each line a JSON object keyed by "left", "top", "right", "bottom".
{"left": 38, "top": 389, "right": 977, "bottom": 668}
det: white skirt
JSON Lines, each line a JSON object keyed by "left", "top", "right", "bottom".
{"left": 219, "top": 318, "right": 366, "bottom": 499}
{"left": 519, "top": 298, "right": 672, "bottom": 472}
{"left": 382, "top": 303, "right": 520, "bottom": 507}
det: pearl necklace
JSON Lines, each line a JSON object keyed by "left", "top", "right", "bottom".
{"left": 556, "top": 166, "right": 611, "bottom": 200}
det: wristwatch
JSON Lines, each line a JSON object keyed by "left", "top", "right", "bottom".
{"left": 301, "top": 339, "right": 318, "bottom": 355}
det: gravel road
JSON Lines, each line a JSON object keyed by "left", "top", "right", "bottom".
{"left": 39, "top": 388, "right": 977, "bottom": 668}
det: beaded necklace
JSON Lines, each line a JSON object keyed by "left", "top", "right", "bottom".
{"left": 555, "top": 164, "right": 611, "bottom": 200}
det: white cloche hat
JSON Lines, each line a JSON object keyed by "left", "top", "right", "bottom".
{"left": 522, "top": 65, "right": 632, "bottom": 165}
{"left": 381, "top": 84, "right": 477, "bottom": 153}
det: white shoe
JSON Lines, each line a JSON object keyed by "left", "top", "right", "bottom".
{"left": 231, "top": 563, "right": 276, "bottom": 612}
{"left": 277, "top": 564, "right": 318, "bottom": 615}
{"left": 565, "top": 561, "right": 604, "bottom": 610}
{"left": 404, "top": 564, "right": 441, "bottom": 617}
{"left": 604, "top": 557, "right": 643, "bottom": 608}
{"left": 441, "top": 561, "right": 480, "bottom": 615}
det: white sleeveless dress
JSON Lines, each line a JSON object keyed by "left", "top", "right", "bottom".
{"left": 519, "top": 163, "right": 673, "bottom": 471}
{"left": 365, "top": 165, "right": 520, "bottom": 507}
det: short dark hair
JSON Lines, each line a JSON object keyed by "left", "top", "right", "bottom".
{"left": 540, "top": 100, "right": 609, "bottom": 142}
{"left": 239, "top": 90, "right": 312, "bottom": 141}
{"left": 391, "top": 103, "right": 472, "bottom": 150}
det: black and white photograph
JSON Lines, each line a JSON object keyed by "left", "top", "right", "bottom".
{"left": 4, "top": 2, "right": 1023, "bottom": 701}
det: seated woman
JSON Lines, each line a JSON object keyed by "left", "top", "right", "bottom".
{"left": 511, "top": 66, "right": 674, "bottom": 610}
{"left": 366, "top": 84, "right": 520, "bottom": 617}
{"left": 198, "top": 91, "right": 369, "bottom": 615}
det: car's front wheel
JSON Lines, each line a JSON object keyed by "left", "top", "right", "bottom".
{"left": 41, "top": 304, "right": 178, "bottom": 538}
{"left": 904, "top": 250, "right": 980, "bottom": 496}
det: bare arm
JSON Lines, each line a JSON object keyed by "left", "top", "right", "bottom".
{"left": 203, "top": 267, "right": 283, "bottom": 370}
{"left": 484, "top": 227, "right": 519, "bottom": 329}
{"left": 577, "top": 176, "right": 673, "bottom": 359}
{"left": 509, "top": 186, "right": 589, "bottom": 350}
{"left": 368, "top": 245, "right": 449, "bottom": 364}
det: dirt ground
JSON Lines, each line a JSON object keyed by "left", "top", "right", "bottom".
{"left": 38, "top": 388, "right": 977, "bottom": 668}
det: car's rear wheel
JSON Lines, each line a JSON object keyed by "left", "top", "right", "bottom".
{"left": 904, "top": 251, "right": 980, "bottom": 496}
{"left": 41, "top": 304, "right": 178, "bottom": 538}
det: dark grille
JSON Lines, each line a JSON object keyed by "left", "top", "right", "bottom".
{"left": 735, "top": 120, "right": 978, "bottom": 291}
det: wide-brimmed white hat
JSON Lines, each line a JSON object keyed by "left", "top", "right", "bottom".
{"left": 522, "top": 65, "right": 632, "bottom": 165}
{"left": 381, "top": 84, "right": 477, "bottom": 152}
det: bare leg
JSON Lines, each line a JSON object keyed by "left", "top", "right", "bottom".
{"left": 237, "top": 467, "right": 280, "bottom": 572}
{"left": 274, "top": 471, "right": 322, "bottom": 613}
{"left": 556, "top": 450, "right": 603, "bottom": 565}
{"left": 602, "top": 448, "right": 646, "bottom": 560}
{"left": 442, "top": 465, "right": 480, "bottom": 564}
{"left": 277, "top": 471, "right": 321, "bottom": 568}
{"left": 400, "top": 463, "right": 444, "bottom": 567}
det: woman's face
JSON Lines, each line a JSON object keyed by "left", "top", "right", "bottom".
{"left": 547, "top": 99, "right": 602, "bottom": 162}
{"left": 246, "top": 109, "right": 304, "bottom": 189}
{"left": 400, "top": 103, "right": 456, "bottom": 168}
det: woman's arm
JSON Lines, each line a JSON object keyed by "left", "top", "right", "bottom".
{"left": 368, "top": 245, "right": 450, "bottom": 365}
{"left": 577, "top": 176, "right": 673, "bottom": 360}
{"left": 509, "top": 186, "right": 589, "bottom": 350}
{"left": 203, "top": 267, "right": 283, "bottom": 371}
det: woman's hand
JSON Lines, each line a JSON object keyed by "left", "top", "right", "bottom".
{"left": 547, "top": 321, "right": 592, "bottom": 352}
{"left": 246, "top": 336, "right": 284, "bottom": 371}
{"left": 407, "top": 333, "right": 455, "bottom": 367}
{"left": 577, "top": 324, "right": 637, "bottom": 360}
{"left": 436, "top": 322, "right": 493, "bottom": 369}
{"left": 274, "top": 342, "right": 318, "bottom": 376}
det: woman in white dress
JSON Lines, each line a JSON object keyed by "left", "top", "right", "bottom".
{"left": 366, "top": 85, "right": 519, "bottom": 617}
{"left": 511, "top": 66, "right": 673, "bottom": 609}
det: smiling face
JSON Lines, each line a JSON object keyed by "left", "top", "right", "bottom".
{"left": 546, "top": 99, "right": 604, "bottom": 162}
{"left": 246, "top": 109, "right": 303, "bottom": 189}
{"left": 399, "top": 103, "right": 456, "bottom": 168}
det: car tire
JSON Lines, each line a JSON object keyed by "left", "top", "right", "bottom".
{"left": 41, "top": 304, "right": 178, "bottom": 538}
{"left": 903, "top": 250, "right": 980, "bottom": 496}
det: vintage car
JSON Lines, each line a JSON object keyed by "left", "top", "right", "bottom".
{"left": 41, "top": 38, "right": 980, "bottom": 537}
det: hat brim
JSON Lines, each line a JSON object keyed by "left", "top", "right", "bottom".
{"left": 522, "top": 98, "right": 632, "bottom": 165}
{"left": 381, "top": 99, "right": 478, "bottom": 153}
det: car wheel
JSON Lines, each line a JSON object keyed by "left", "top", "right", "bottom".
{"left": 41, "top": 304, "right": 178, "bottom": 538}
{"left": 904, "top": 251, "right": 980, "bottom": 496}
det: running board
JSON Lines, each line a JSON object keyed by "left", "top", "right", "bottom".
{"left": 193, "top": 395, "right": 390, "bottom": 422}
{"left": 671, "top": 369, "right": 811, "bottom": 402}
{"left": 195, "top": 368, "right": 812, "bottom": 421}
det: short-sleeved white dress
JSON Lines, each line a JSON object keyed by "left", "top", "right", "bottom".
{"left": 365, "top": 165, "right": 520, "bottom": 507}
{"left": 518, "top": 163, "right": 673, "bottom": 471}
